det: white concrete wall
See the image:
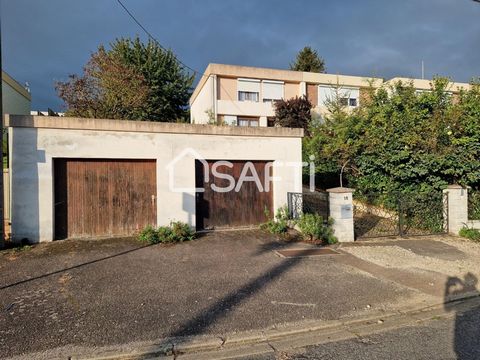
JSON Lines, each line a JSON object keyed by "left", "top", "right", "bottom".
{"left": 190, "top": 75, "right": 215, "bottom": 124}
{"left": 217, "top": 99, "right": 276, "bottom": 118}
{"left": 2, "top": 80, "right": 31, "bottom": 115}
{"left": 9, "top": 121, "right": 302, "bottom": 242}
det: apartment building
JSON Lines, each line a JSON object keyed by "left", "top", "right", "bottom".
{"left": 2, "top": 70, "right": 31, "bottom": 116}
{"left": 190, "top": 63, "right": 383, "bottom": 126}
{"left": 385, "top": 77, "right": 471, "bottom": 95}
{"left": 190, "top": 64, "right": 472, "bottom": 127}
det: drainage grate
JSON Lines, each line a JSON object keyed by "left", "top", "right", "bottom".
{"left": 276, "top": 248, "right": 341, "bottom": 258}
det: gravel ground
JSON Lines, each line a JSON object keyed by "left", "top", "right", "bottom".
{"left": 341, "top": 237, "right": 480, "bottom": 280}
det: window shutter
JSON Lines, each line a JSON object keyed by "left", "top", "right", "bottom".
{"left": 342, "top": 88, "right": 359, "bottom": 99}
{"left": 318, "top": 86, "right": 360, "bottom": 105}
{"left": 262, "top": 80, "right": 284, "bottom": 100}
{"left": 318, "top": 85, "right": 334, "bottom": 105}
{"left": 237, "top": 78, "right": 261, "bottom": 93}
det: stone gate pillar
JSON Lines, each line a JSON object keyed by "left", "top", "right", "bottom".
{"left": 443, "top": 184, "right": 468, "bottom": 235}
{"left": 327, "top": 187, "right": 355, "bottom": 242}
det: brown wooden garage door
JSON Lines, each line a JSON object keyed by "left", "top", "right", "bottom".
{"left": 195, "top": 160, "right": 273, "bottom": 230}
{"left": 54, "top": 159, "right": 157, "bottom": 239}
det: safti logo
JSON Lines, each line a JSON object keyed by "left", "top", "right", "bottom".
{"left": 165, "top": 147, "right": 315, "bottom": 193}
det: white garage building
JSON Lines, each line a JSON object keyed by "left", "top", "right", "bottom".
{"left": 6, "top": 115, "right": 303, "bottom": 243}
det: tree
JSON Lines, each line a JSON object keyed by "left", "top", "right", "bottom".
{"left": 305, "top": 77, "right": 480, "bottom": 195}
{"left": 274, "top": 96, "right": 312, "bottom": 133}
{"left": 56, "top": 37, "right": 194, "bottom": 122}
{"left": 290, "top": 47, "right": 326, "bottom": 73}
{"left": 56, "top": 46, "right": 149, "bottom": 119}
{"left": 110, "top": 37, "right": 194, "bottom": 122}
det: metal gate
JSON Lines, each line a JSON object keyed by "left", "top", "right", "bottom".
{"left": 353, "top": 191, "right": 448, "bottom": 239}
{"left": 287, "top": 190, "right": 329, "bottom": 219}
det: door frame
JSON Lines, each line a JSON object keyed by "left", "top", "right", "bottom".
{"left": 53, "top": 158, "right": 157, "bottom": 239}
{"left": 195, "top": 159, "right": 273, "bottom": 231}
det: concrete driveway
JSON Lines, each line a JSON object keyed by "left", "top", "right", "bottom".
{"left": 0, "top": 231, "right": 465, "bottom": 359}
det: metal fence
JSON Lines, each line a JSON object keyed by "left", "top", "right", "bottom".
{"left": 468, "top": 189, "right": 480, "bottom": 220}
{"left": 3, "top": 169, "right": 9, "bottom": 221}
{"left": 287, "top": 190, "right": 329, "bottom": 220}
{"left": 353, "top": 193, "right": 399, "bottom": 238}
{"left": 353, "top": 191, "right": 448, "bottom": 239}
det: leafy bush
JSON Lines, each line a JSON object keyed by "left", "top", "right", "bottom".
{"left": 305, "top": 78, "right": 480, "bottom": 198}
{"left": 459, "top": 227, "right": 480, "bottom": 242}
{"left": 297, "top": 213, "right": 337, "bottom": 244}
{"left": 169, "top": 221, "right": 196, "bottom": 242}
{"left": 138, "top": 225, "right": 159, "bottom": 244}
{"left": 138, "top": 222, "right": 195, "bottom": 244}
{"left": 261, "top": 206, "right": 290, "bottom": 234}
{"left": 274, "top": 96, "right": 313, "bottom": 133}
{"left": 157, "top": 226, "right": 174, "bottom": 243}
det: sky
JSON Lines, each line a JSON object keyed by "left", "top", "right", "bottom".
{"left": 1, "top": 0, "right": 480, "bottom": 111}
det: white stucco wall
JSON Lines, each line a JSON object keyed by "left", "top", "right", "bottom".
{"left": 217, "top": 99, "right": 276, "bottom": 118}
{"left": 8, "top": 116, "right": 303, "bottom": 242}
{"left": 190, "top": 75, "right": 215, "bottom": 124}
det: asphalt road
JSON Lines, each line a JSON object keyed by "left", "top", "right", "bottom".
{"left": 249, "top": 301, "right": 480, "bottom": 360}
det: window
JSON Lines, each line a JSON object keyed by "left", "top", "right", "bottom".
{"left": 238, "top": 91, "right": 259, "bottom": 102}
{"left": 238, "top": 78, "right": 260, "bottom": 102}
{"left": 319, "top": 85, "right": 333, "bottom": 106}
{"left": 344, "top": 88, "right": 360, "bottom": 107}
{"left": 223, "top": 115, "right": 237, "bottom": 126}
{"left": 318, "top": 85, "right": 359, "bottom": 107}
{"left": 238, "top": 117, "right": 260, "bottom": 127}
{"left": 267, "top": 117, "right": 276, "bottom": 127}
{"left": 262, "top": 80, "right": 284, "bottom": 102}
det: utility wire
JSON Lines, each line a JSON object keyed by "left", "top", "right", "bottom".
{"left": 115, "top": 0, "right": 248, "bottom": 115}
{"left": 115, "top": 0, "right": 198, "bottom": 76}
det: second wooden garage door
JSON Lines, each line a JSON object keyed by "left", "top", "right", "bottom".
{"left": 54, "top": 159, "right": 157, "bottom": 239}
{"left": 195, "top": 160, "right": 273, "bottom": 230}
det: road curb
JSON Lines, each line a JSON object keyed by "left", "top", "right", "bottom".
{"left": 75, "top": 294, "right": 480, "bottom": 360}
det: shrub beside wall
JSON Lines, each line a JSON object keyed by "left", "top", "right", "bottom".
{"left": 260, "top": 206, "right": 290, "bottom": 234}
{"left": 139, "top": 221, "right": 195, "bottom": 244}
{"left": 459, "top": 227, "right": 480, "bottom": 242}
{"left": 297, "top": 213, "right": 337, "bottom": 244}
{"left": 261, "top": 205, "right": 337, "bottom": 245}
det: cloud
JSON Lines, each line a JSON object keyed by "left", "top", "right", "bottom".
{"left": 2, "top": 0, "right": 479, "bottom": 110}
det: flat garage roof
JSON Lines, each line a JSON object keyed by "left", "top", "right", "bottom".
{"left": 4, "top": 115, "right": 304, "bottom": 138}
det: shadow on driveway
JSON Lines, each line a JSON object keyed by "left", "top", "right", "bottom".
{"left": 169, "top": 244, "right": 304, "bottom": 338}
{"left": 0, "top": 243, "right": 152, "bottom": 290}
